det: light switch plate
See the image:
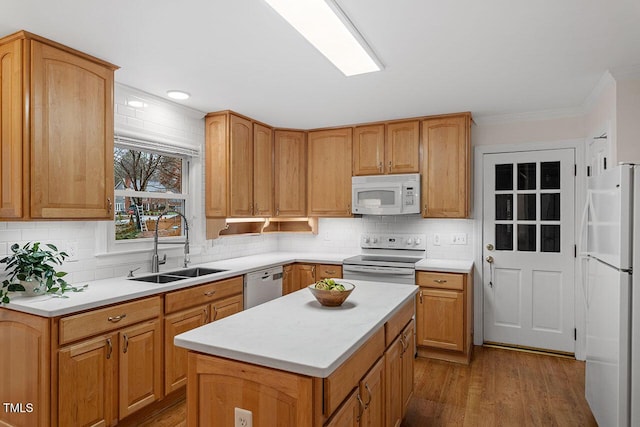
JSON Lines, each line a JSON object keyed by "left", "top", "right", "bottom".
{"left": 67, "top": 241, "right": 79, "bottom": 262}
{"left": 451, "top": 233, "right": 467, "bottom": 245}
{"left": 433, "top": 234, "right": 441, "bottom": 246}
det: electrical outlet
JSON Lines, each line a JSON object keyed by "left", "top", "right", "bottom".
{"left": 433, "top": 234, "right": 441, "bottom": 246}
{"left": 67, "top": 241, "right": 79, "bottom": 262}
{"left": 451, "top": 233, "right": 467, "bottom": 245}
{"left": 234, "top": 407, "right": 252, "bottom": 427}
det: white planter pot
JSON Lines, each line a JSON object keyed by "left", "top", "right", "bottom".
{"left": 20, "top": 279, "right": 45, "bottom": 297}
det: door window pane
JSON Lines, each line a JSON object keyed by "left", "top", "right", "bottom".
{"left": 517, "top": 194, "right": 536, "bottom": 220}
{"left": 541, "top": 225, "right": 561, "bottom": 252}
{"left": 541, "top": 193, "right": 560, "bottom": 221}
{"left": 518, "top": 163, "right": 536, "bottom": 190}
{"left": 518, "top": 225, "right": 536, "bottom": 251}
{"left": 541, "top": 161, "right": 561, "bottom": 189}
{"left": 495, "top": 164, "right": 513, "bottom": 191}
{"left": 495, "top": 194, "right": 513, "bottom": 220}
{"left": 495, "top": 224, "right": 513, "bottom": 251}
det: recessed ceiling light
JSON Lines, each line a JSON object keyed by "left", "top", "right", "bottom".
{"left": 127, "top": 100, "right": 146, "bottom": 108}
{"left": 264, "top": 0, "right": 383, "bottom": 76}
{"left": 166, "top": 90, "right": 190, "bottom": 100}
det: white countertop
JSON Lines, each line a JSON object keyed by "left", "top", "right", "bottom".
{"left": 174, "top": 280, "right": 418, "bottom": 378}
{"left": 1, "top": 251, "right": 472, "bottom": 317}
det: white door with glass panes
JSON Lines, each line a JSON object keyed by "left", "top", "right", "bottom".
{"left": 483, "top": 149, "right": 575, "bottom": 353}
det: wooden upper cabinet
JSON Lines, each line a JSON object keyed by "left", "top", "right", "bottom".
{"left": 353, "top": 124, "right": 385, "bottom": 175}
{"left": 421, "top": 113, "right": 471, "bottom": 218}
{"left": 253, "top": 123, "right": 274, "bottom": 217}
{"left": 353, "top": 121, "right": 419, "bottom": 176}
{"left": 274, "top": 130, "right": 306, "bottom": 217}
{"left": 0, "top": 31, "right": 117, "bottom": 220}
{"left": 308, "top": 127, "right": 352, "bottom": 217}
{"left": 229, "top": 114, "right": 253, "bottom": 217}
{"left": 386, "top": 120, "right": 420, "bottom": 174}
{"left": 205, "top": 114, "right": 229, "bottom": 217}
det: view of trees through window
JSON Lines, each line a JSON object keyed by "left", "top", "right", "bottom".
{"left": 114, "top": 147, "right": 186, "bottom": 240}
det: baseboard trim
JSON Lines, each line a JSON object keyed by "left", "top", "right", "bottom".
{"left": 483, "top": 342, "right": 575, "bottom": 359}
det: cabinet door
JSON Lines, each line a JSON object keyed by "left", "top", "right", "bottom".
{"left": 30, "top": 40, "right": 114, "bottom": 219}
{"left": 274, "top": 130, "right": 306, "bottom": 217}
{"left": 0, "top": 39, "right": 24, "bottom": 219}
{"left": 164, "top": 306, "right": 208, "bottom": 394}
{"left": 58, "top": 334, "right": 117, "bottom": 427}
{"left": 360, "top": 357, "right": 385, "bottom": 427}
{"left": 229, "top": 114, "right": 253, "bottom": 217}
{"left": 326, "top": 388, "right": 361, "bottom": 427}
{"left": 210, "top": 294, "right": 243, "bottom": 322}
{"left": 386, "top": 121, "right": 420, "bottom": 174}
{"left": 353, "top": 124, "right": 385, "bottom": 176}
{"left": 119, "top": 319, "right": 162, "bottom": 419}
{"left": 421, "top": 114, "right": 470, "bottom": 218}
{"left": 416, "top": 287, "right": 464, "bottom": 351}
{"left": 205, "top": 114, "right": 229, "bottom": 217}
{"left": 253, "top": 123, "right": 274, "bottom": 216}
{"left": 295, "top": 263, "right": 316, "bottom": 291}
{"left": 308, "top": 128, "right": 353, "bottom": 217}
{"left": 315, "top": 264, "right": 342, "bottom": 281}
{"left": 282, "top": 264, "right": 295, "bottom": 295}
{"left": 401, "top": 320, "right": 415, "bottom": 415}
{"left": 385, "top": 335, "right": 403, "bottom": 427}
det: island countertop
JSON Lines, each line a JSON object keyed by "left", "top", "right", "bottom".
{"left": 174, "top": 280, "right": 418, "bottom": 378}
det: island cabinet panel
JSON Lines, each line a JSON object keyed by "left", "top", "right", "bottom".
{"left": 58, "top": 333, "right": 117, "bottom": 427}
{"left": 385, "top": 320, "right": 415, "bottom": 427}
{"left": 187, "top": 352, "right": 315, "bottom": 427}
{"left": 307, "top": 127, "right": 353, "bottom": 217}
{"left": 416, "top": 271, "right": 473, "bottom": 364}
{"left": 0, "top": 309, "right": 51, "bottom": 427}
{"left": 274, "top": 130, "right": 307, "bottom": 217}
{"left": 421, "top": 113, "right": 471, "bottom": 218}
{"left": 0, "top": 31, "right": 117, "bottom": 221}
{"left": 325, "top": 389, "right": 360, "bottom": 427}
{"left": 359, "top": 357, "right": 385, "bottom": 427}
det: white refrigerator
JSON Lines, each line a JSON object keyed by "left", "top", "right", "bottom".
{"left": 582, "top": 163, "right": 640, "bottom": 427}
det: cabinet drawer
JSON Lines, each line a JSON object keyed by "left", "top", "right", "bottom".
{"left": 59, "top": 296, "right": 161, "bottom": 345}
{"left": 385, "top": 298, "right": 414, "bottom": 347}
{"left": 416, "top": 271, "right": 464, "bottom": 290}
{"left": 324, "top": 327, "right": 384, "bottom": 416}
{"left": 316, "top": 264, "right": 342, "bottom": 279}
{"left": 165, "top": 276, "right": 243, "bottom": 314}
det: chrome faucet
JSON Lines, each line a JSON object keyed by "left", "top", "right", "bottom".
{"left": 152, "top": 210, "right": 190, "bottom": 273}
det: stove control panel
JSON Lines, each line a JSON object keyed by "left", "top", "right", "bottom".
{"left": 361, "top": 233, "right": 426, "bottom": 250}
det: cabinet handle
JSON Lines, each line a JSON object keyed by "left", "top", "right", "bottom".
{"left": 122, "top": 334, "right": 129, "bottom": 354}
{"left": 419, "top": 290, "right": 423, "bottom": 304}
{"left": 364, "top": 383, "right": 372, "bottom": 407}
{"left": 106, "top": 338, "right": 112, "bottom": 360}
{"left": 401, "top": 333, "right": 409, "bottom": 353}
{"left": 378, "top": 162, "right": 383, "bottom": 172}
{"left": 399, "top": 335, "right": 406, "bottom": 357}
{"left": 434, "top": 279, "right": 447, "bottom": 284}
{"left": 276, "top": 207, "right": 280, "bottom": 216}
{"left": 388, "top": 161, "right": 392, "bottom": 172}
{"left": 204, "top": 290, "right": 216, "bottom": 297}
{"left": 347, "top": 204, "right": 350, "bottom": 214}
{"left": 424, "top": 204, "right": 427, "bottom": 215}
{"left": 108, "top": 314, "right": 126, "bottom": 323}
{"left": 324, "top": 270, "right": 336, "bottom": 275}
{"left": 311, "top": 266, "right": 316, "bottom": 275}
{"left": 212, "top": 307, "right": 218, "bottom": 321}
{"left": 107, "top": 198, "right": 112, "bottom": 214}
{"left": 204, "top": 307, "right": 209, "bottom": 323}
{"left": 250, "top": 204, "right": 254, "bottom": 215}
{"left": 356, "top": 394, "right": 365, "bottom": 422}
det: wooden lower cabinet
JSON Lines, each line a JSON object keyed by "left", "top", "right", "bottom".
{"left": 165, "top": 306, "right": 208, "bottom": 393}
{"left": 326, "top": 389, "right": 360, "bottom": 427}
{"left": 385, "top": 320, "right": 414, "bottom": 427}
{"left": 359, "top": 357, "right": 385, "bottom": 427}
{"left": 284, "top": 263, "right": 343, "bottom": 294}
{"left": 416, "top": 271, "right": 473, "bottom": 364}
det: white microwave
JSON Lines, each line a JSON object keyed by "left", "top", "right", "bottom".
{"left": 352, "top": 173, "right": 421, "bottom": 215}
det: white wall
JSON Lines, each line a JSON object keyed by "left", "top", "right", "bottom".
{"left": 473, "top": 114, "right": 585, "bottom": 147}
{"left": 616, "top": 74, "right": 640, "bottom": 163}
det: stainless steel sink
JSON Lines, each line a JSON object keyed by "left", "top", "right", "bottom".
{"left": 129, "top": 267, "right": 228, "bottom": 283}
{"left": 130, "top": 274, "right": 187, "bottom": 284}
{"left": 167, "top": 267, "right": 227, "bottom": 277}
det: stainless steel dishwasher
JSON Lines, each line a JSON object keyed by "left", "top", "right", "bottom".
{"left": 244, "top": 266, "right": 284, "bottom": 309}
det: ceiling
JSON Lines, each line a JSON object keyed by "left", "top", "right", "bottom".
{"left": 1, "top": 0, "right": 639, "bottom": 128}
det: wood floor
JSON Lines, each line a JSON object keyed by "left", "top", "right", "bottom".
{"left": 139, "top": 346, "right": 596, "bottom": 427}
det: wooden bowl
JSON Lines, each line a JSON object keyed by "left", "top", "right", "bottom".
{"left": 308, "top": 281, "right": 355, "bottom": 307}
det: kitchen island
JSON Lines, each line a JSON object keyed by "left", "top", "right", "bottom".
{"left": 175, "top": 280, "right": 418, "bottom": 426}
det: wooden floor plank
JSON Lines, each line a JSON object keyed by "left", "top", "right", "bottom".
{"left": 140, "top": 346, "right": 596, "bottom": 427}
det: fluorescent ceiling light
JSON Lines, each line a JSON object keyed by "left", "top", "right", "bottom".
{"left": 166, "top": 90, "right": 190, "bottom": 100}
{"left": 264, "top": 0, "right": 383, "bottom": 76}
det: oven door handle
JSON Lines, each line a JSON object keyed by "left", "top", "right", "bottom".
{"left": 343, "top": 265, "right": 414, "bottom": 275}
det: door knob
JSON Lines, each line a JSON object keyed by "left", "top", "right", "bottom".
{"left": 485, "top": 255, "right": 494, "bottom": 263}
{"left": 486, "top": 243, "right": 494, "bottom": 251}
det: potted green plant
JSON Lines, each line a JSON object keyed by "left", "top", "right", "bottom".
{"left": 0, "top": 242, "right": 87, "bottom": 303}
